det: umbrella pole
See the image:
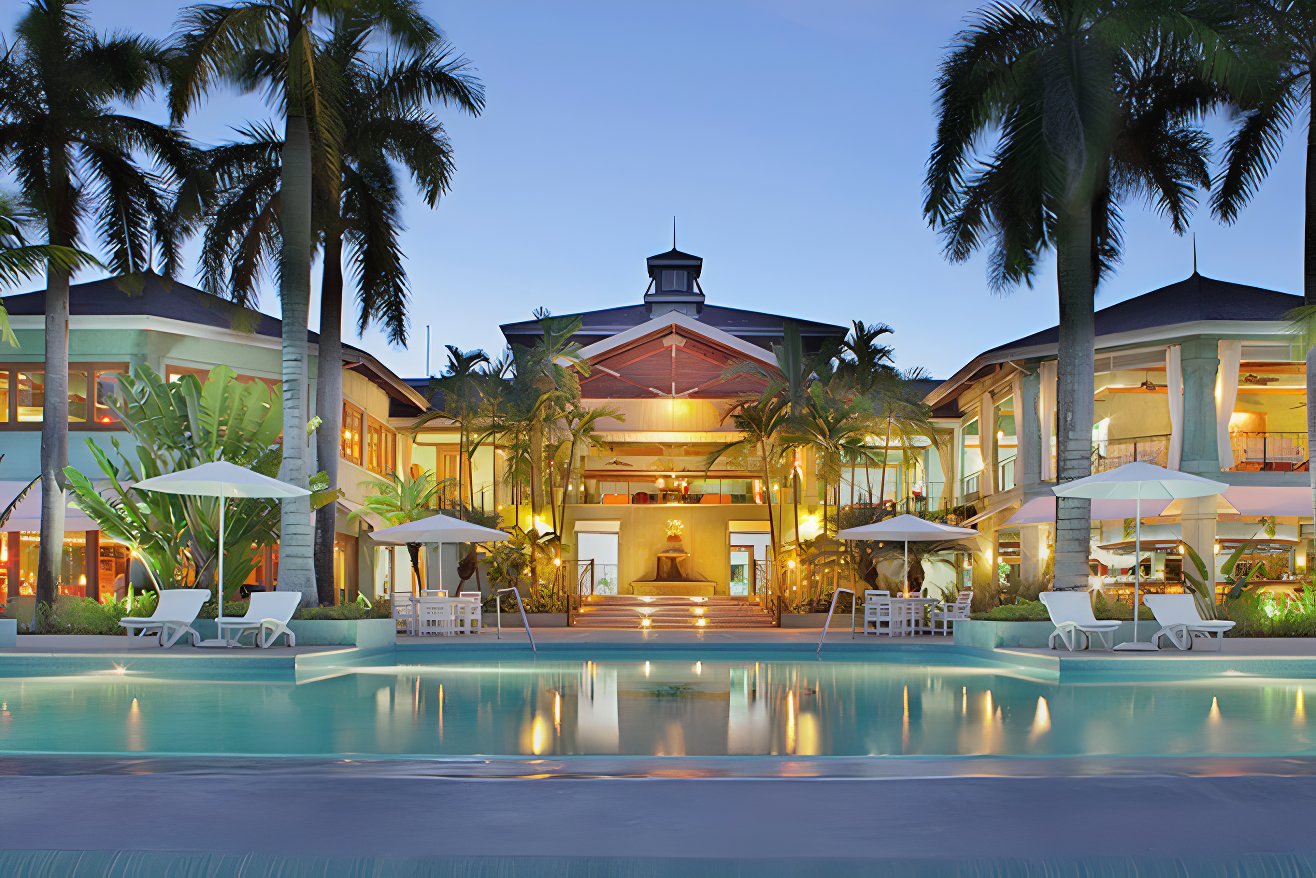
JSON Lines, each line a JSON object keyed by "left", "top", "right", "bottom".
{"left": 904, "top": 539, "right": 909, "bottom": 598}
{"left": 217, "top": 497, "right": 225, "bottom": 643}
{"left": 1133, "top": 495, "right": 1141, "bottom": 641}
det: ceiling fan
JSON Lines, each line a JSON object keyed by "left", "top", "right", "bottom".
{"left": 1242, "top": 373, "right": 1280, "bottom": 386}
{"left": 602, "top": 458, "right": 634, "bottom": 467}
{"left": 1139, "top": 372, "right": 1163, "bottom": 391}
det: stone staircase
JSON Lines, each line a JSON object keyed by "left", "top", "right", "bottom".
{"left": 571, "top": 595, "right": 776, "bottom": 629}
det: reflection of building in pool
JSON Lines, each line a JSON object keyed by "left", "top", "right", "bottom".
{"left": 927, "top": 272, "right": 1315, "bottom": 599}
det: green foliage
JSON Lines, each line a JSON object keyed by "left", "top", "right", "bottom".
{"left": 489, "top": 582, "right": 565, "bottom": 614}
{"left": 1180, "top": 540, "right": 1262, "bottom": 616}
{"left": 0, "top": 194, "right": 102, "bottom": 347}
{"left": 1218, "top": 589, "right": 1316, "bottom": 638}
{"left": 65, "top": 364, "right": 332, "bottom": 600}
{"left": 32, "top": 593, "right": 159, "bottom": 635}
{"left": 973, "top": 595, "right": 1151, "bottom": 622}
{"left": 296, "top": 602, "right": 390, "bottom": 621}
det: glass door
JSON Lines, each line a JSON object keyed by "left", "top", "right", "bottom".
{"left": 729, "top": 546, "right": 754, "bottom": 596}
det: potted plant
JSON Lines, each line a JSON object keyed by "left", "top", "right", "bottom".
{"left": 664, "top": 519, "right": 685, "bottom": 552}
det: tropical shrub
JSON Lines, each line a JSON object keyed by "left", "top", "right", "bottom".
{"left": 31, "top": 593, "right": 159, "bottom": 635}
{"left": 65, "top": 364, "right": 331, "bottom": 601}
{"left": 972, "top": 595, "right": 1151, "bottom": 622}
{"left": 1218, "top": 589, "right": 1316, "bottom": 638}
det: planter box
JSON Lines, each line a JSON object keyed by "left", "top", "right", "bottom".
{"left": 955, "top": 619, "right": 1140, "bottom": 649}
{"left": 193, "top": 617, "right": 395, "bottom": 648}
{"left": 0, "top": 619, "right": 14, "bottom": 647}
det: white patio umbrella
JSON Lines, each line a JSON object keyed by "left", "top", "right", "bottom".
{"left": 837, "top": 514, "right": 979, "bottom": 596}
{"left": 133, "top": 461, "right": 310, "bottom": 645}
{"left": 1054, "top": 461, "right": 1226, "bottom": 652}
{"left": 369, "top": 512, "right": 509, "bottom": 594}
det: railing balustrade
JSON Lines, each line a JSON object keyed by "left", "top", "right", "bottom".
{"left": 1229, "top": 432, "right": 1309, "bottom": 472}
{"left": 1092, "top": 434, "right": 1169, "bottom": 473}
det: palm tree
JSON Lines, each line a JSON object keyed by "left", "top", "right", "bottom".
{"left": 924, "top": 0, "right": 1235, "bottom": 589}
{"left": 1212, "top": 2, "right": 1316, "bottom": 526}
{"left": 0, "top": 0, "right": 193, "bottom": 609}
{"left": 415, "top": 346, "right": 490, "bottom": 514}
{"left": 170, "top": 0, "right": 441, "bottom": 603}
{"left": 783, "top": 383, "right": 874, "bottom": 535}
{"left": 350, "top": 471, "right": 452, "bottom": 591}
{"left": 706, "top": 395, "right": 790, "bottom": 560}
{"left": 555, "top": 404, "right": 622, "bottom": 528}
{"left": 0, "top": 194, "right": 100, "bottom": 347}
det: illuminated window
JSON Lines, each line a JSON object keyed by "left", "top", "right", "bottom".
{"left": 341, "top": 402, "right": 364, "bottom": 465}
{"left": 365, "top": 417, "right": 397, "bottom": 476}
{"left": 0, "top": 364, "right": 125, "bottom": 429}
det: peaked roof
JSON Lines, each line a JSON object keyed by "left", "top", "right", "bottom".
{"left": 501, "top": 302, "right": 845, "bottom": 348}
{"left": 985, "top": 273, "right": 1299, "bottom": 356}
{"left": 1, "top": 272, "right": 428, "bottom": 414}
{"left": 646, "top": 248, "right": 703, "bottom": 264}
{"left": 572, "top": 310, "right": 778, "bottom": 369}
{"left": 927, "top": 273, "right": 1300, "bottom": 408}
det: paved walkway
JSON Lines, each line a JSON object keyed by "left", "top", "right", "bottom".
{"left": 1, "top": 772, "right": 1315, "bottom": 872}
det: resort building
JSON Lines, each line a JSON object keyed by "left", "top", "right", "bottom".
{"left": 0, "top": 274, "right": 428, "bottom": 604}
{"left": 410, "top": 248, "right": 850, "bottom": 620}
{"left": 927, "top": 271, "right": 1312, "bottom": 601}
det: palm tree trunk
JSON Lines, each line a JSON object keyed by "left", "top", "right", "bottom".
{"left": 313, "top": 232, "right": 344, "bottom": 606}
{"left": 275, "top": 111, "right": 316, "bottom": 603}
{"left": 35, "top": 260, "right": 70, "bottom": 615}
{"left": 1306, "top": 82, "right": 1316, "bottom": 533}
{"left": 877, "top": 416, "right": 893, "bottom": 507}
{"left": 1053, "top": 208, "right": 1096, "bottom": 591}
{"left": 760, "top": 441, "right": 778, "bottom": 560}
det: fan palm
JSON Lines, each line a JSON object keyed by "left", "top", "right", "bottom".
{"left": 924, "top": 0, "right": 1235, "bottom": 588}
{"left": 0, "top": 194, "right": 101, "bottom": 347}
{"left": 706, "top": 395, "right": 790, "bottom": 559}
{"left": 350, "top": 471, "right": 453, "bottom": 589}
{"left": 1211, "top": 2, "right": 1316, "bottom": 527}
{"left": 0, "top": 0, "right": 194, "bottom": 608}
{"left": 171, "top": 0, "right": 443, "bottom": 602}
{"left": 414, "top": 345, "right": 491, "bottom": 515}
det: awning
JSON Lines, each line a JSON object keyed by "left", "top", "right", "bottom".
{"left": 0, "top": 479, "right": 100, "bottom": 532}
{"left": 1162, "top": 486, "right": 1312, "bottom": 518}
{"left": 337, "top": 496, "right": 387, "bottom": 530}
{"left": 1005, "top": 496, "right": 1171, "bottom": 526}
{"left": 958, "top": 499, "right": 1018, "bottom": 527}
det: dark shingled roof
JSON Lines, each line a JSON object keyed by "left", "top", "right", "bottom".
{"left": 1, "top": 272, "right": 299, "bottom": 341}
{"left": 646, "top": 248, "right": 703, "bottom": 263}
{"left": 501, "top": 303, "right": 847, "bottom": 350}
{"left": 984, "top": 272, "right": 1300, "bottom": 356}
{"left": 2, "top": 272, "right": 429, "bottom": 414}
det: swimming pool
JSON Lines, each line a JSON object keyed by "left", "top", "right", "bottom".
{"left": 2, "top": 648, "right": 1314, "bottom": 762}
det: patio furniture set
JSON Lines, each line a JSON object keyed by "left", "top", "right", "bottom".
{"left": 392, "top": 591, "right": 483, "bottom": 637}
{"left": 119, "top": 589, "right": 300, "bottom": 649}
{"left": 861, "top": 589, "right": 972, "bottom": 637}
{"left": 1039, "top": 591, "right": 1234, "bottom": 652}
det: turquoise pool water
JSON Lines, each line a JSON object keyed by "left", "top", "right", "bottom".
{"left": 1, "top": 649, "right": 1314, "bottom": 760}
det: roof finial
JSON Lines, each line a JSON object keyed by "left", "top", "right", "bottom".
{"left": 1191, "top": 232, "right": 1198, "bottom": 275}
{"left": 672, "top": 215, "right": 677, "bottom": 250}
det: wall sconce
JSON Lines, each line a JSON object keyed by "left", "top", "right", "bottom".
{"left": 787, "top": 560, "right": 797, "bottom": 570}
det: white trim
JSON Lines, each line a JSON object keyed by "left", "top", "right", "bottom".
{"left": 925, "top": 319, "right": 1300, "bottom": 408}
{"left": 567, "top": 311, "right": 779, "bottom": 370}
{"left": 574, "top": 520, "right": 621, "bottom": 533}
{"left": 593, "top": 430, "right": 745, "bottom": 444}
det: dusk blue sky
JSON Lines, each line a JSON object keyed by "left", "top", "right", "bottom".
{"left": 57, "top": 0, "right": 1311, "bottom": 380}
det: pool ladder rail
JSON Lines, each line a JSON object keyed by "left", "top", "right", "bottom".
{"left": 494, "top": 586, "right": 537, "bottom": 653}
{"left": 817, "top": 587, "right": 856, "bottom": 654}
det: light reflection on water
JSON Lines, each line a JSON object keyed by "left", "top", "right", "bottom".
{"left": 0, "top": 656, "right": 1313, "bottom": 759}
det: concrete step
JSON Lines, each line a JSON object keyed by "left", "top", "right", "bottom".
{"left": 572, "top": 594, "right": 776, "bottom": 629}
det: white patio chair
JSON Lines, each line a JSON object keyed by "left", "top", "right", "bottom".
{"left": 1039, "top": 591, "right": 1121, "bottom": 651}
{"left": 863, "top": 590, "right": 902, "bottom": 636}
{"left": 457, "top": 591, "right": 482, "bottom": 633}
{"left": 416, "top": 598, "right": 457, "bottom": 636}
{"left": 391, "top": 590, "right": 417, "bottom": 635}
{"left": 1144, "top": 594, "right": 1235, "bottom": 651}
{"left": 118, "top": 588, "right": 208, "bottom": 648}
{"left": 216, "top": 591, "right": 301, "bottom": 648}
{"left": 930, "top": 590, "right": 973, "bottom": 635}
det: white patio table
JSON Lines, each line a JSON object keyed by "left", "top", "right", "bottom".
{"left": 888, "top": 596, "right": 938, "bottom": 636}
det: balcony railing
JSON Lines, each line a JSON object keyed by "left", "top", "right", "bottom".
{"left": 997, "top": 456, "right": 1017, "bottom": 492}
{"left": 961, "top": 469, "right": 982, "bottom": 498}
{"left": 1229, "top": 432, "right": 1309, "bottom": 472}
{"left": 1093, "top": 434, "right": 1169, "bottom": 473}
{"left": 582, "top": 479, "right": 765, "bottom": 505}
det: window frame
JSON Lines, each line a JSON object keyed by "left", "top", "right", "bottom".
{"left": 364, "top": 415, "right": 398, "bottom": 476}
{"left": 0, "top": 362, "right": 129, "bottom": 431}
{"left": 341, "top": 401, "right": 365, "bottom": 466}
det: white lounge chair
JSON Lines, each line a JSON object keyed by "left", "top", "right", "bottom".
{"left": 1039, "top": 591, "right": 1121, "bottom": 651}
{"left": 863, "top": 590, "right": 902, "bottom": 636}
{"left": 930, "top": 590, "right": 973, "bottom": 635}
{"left": 1144, "top": 594, "right": 1235, "bottom": 651}
{"left": 119, "top": 588, "right": 208, "bottom": 647}
{"left": 216, "top": 592, "right": 301, "bottom": 648}
{"left": 391, "top": 590, "right": 417, "bottom": 635}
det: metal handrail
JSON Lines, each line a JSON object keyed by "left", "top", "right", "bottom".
{"left": 494, "top": 586, "right": 536, "bottom": 653}
{"left": 816, "top": 586, "right": 856, "bottom": 654}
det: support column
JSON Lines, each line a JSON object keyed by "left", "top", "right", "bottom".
{"left": 1180, "top": 496, "right": 1219, "bottom": 601}
{"left": 979, "top": 393, "right": 996, "bottom": 496}
{"left": 1180, "top": 338, "right": 1221, "bottom": 476}
{"left": 1017, "top": 370, "right": 1042, "bottom": 488}
{"left": 1019, "top": 523, "right": 1048, "bottom": 595}
{"left": 4, "top": 533, "right": 18, "bottom": 599}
